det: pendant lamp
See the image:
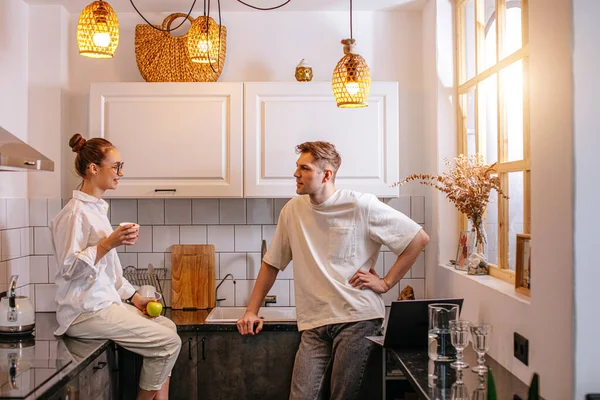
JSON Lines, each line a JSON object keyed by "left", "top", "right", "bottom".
{"left": 187, "top": 16, "right": 221, "bottom": 64}
{"left": 332, "top": 0, "right": 371, "bottom": 108}
{"left": 77, "top": 0, "right": 119, "bottom": 58}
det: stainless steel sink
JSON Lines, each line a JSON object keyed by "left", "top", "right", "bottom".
{"left": 205, "top": 307, "right": 296, "bottom": 323}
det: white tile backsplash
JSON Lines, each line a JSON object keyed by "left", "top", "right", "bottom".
{"left": 35, "top": 284, "right": 57, "bottom": 312}
{"left": 34, "top": 227, "right": 54, "bottom": 255}
{"left": 383, "top": 252, "right": 400, "bottom": 277}
{"left": 411, "top": 196, "right": 425, "bottom": 224}
{"left": 410, "top": 251, "right": 425, "bottom": 279}
{"left": 6, "top": 195, "right": 427, "bottom": 312}
{"left": 385, "top": 196, "right": 411, "bottom": 216}
{"left": 0, "top": 199, "right": 6, "bottom": 230}
{"left": 118, "top": 253, "right": 138, "bottom": 269}
{"left": 234, "top": 225, "right": 262, "bottom": 252}
{"left": 110, "top": 199, "right": 138, "bottom": 225}
{"left": 289, "top": 281, "right": 295, "bottom": 307}
{"left": 165, "top": 199, "right": 192, "bottom": 225}
{"left": 29, "top": 199, "right": 48, "bottom": 227}
{"left": 7, "top": 199, "right": 28, "bottom": 229}
{"left": 20, "top": 228, "right": 31, "bottom": 256}
{"left": 220, "top": 199, "right": 246, "bottom": 224}
{"left": 180, "top": 226, "right": 207, "bottom": 245}
{"left": 126, "top": 225, "right": 153, "bottom": 253}
{"left": 219, "top": 253, "right": 247, "bottom": 280}
{"left": 247, "top": 253, "right": 261, "bottom": 279}
{"left": 152, "top": 226, "right": 179, "bottom": 252}
{"left": 192, "top": 199, "right": 219, "bottom": 224}
{"left": 137, "top": 253, "right": 165, "bottom": 271}
{"left": 208, "top": 226, "right": 234, "bottom": 252}
{"left": 234, "top": 280, "right": 255, "bottom": 307}
{"left": 216, "top": 279, "right": 234, "bottom": 307}
{"left": 138, "top": 199, "right": 165, "bottom": 225}
{"left": 47, "top": 199, "right": 62, "bottom": 225}
{"left": 247, "top": 199, "right": 273, "bottom": 225}
{"left": 30, "top": 256, "right": 49, "bottom": 284}
{"left": 2, "top": 230, "right": 21, "bottom": 261}
{"left": 267, "top": 279, "right": 290, "bottom": 306}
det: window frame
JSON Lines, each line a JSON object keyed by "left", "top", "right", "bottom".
{"left": 453, "top": 0, "right": 530, "bottom": 283}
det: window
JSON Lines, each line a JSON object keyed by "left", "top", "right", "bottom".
{"left": 455, "top": 0, "right": 530, "bottom": 281}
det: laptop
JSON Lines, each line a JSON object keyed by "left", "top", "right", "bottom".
{"left": 366, "top": 298, "right": 464, "bottom": 349}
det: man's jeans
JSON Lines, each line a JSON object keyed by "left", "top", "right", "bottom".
{"left": 289, "top": 318, "right": 383, "bottom": 400}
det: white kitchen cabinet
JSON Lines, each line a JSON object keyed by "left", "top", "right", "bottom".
{"left": 89, "top": 82, "right": 243, "bottom": 198}
{"left": 244, "top": 82, "right": 399, "bottom": 198}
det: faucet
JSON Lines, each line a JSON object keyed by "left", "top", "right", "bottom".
{"left": 261, "top": 239, "right": 267, "bottom": 260}
{"left": 215, "top": 274, "right": 236, "bottom": 305}
{"left": 264, "top": 295, "right": 277, "bottom": 307}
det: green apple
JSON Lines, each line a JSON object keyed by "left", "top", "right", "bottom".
{"left": 146, "top": 301, "right": 163, "bottom": 317}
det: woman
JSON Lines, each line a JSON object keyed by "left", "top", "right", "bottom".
{"left": 50, "top": 134, "right": 181, "bottom": 400}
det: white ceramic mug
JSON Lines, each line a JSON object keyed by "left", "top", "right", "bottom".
{"left": 119, "top": 222, "right": 139, "bottom": 245}
{"left": 138, "top": 285, "right": 162, "bottom": 300}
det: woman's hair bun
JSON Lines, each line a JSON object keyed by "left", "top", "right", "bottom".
{"left": 69, "top": 133, "right": 86, "bottom": 153}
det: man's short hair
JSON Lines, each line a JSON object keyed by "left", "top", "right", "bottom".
{"left": 295, "top": 141, "right": 342, "bottom": 178}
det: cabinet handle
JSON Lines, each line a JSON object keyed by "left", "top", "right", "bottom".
{"left": 154, "top": 189, "right": 177, "bottom": 192}
{"left": 93, "top": 361, "right": 107, "bottom": 370}
{"left": 201, "top": 337, "right": 206, "bottom": 361}
{"left": 188, "top": 337, "right": 193, "bottom": 360}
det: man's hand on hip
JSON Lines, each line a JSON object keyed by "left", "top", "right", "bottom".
{"left": 349, "top": 268, "right": 390, "bottom": 294}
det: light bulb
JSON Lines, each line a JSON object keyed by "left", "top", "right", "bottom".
{"left": 345, "top": 82, "right": 360, "bottom": 96}
{"left": 92, "top": 32, "right": 111, "bottom": 47}
{"left": 197, "top": 40, "right": 213, "bottom": 53}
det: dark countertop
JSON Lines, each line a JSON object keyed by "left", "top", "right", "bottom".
{"left": 390, "top": 346, "right": 540, "bottom": 400}
{"left": 7, "top": 309, "right": 297, "bottom": 399}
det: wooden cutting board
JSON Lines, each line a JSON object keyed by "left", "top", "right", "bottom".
{"left": 171, "top": 244, "right": 215, "bottom": 310}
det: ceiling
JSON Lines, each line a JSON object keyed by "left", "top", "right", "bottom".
{"left": 22, "top": 0, "right": 428, "bottom": 13}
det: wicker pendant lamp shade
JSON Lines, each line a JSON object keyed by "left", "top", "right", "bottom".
{"left": 332, "top": 0, "right": 371, "bottom": 108}
{"left": 332, "top": 39, "right": 371, "bottom": 108}
{"left": 187, "top": 16, "right": 221, "bottom": 64}
{"left": 77, "top": 0, "right": 119, "bottom": 59}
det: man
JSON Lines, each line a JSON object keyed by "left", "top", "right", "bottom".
{"left": 237, "top": 141, "right": 429, "bottom": 400}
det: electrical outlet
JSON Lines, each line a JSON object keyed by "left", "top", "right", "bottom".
{"left": 514, "top": 332, "right": 529, "bottom": 365}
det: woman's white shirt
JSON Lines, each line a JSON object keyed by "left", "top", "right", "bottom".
{"left": 50, "top": 190, "right": 135, "bottom": 335}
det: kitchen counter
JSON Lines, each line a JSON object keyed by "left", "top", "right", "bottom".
{"left": 166, "top": 309, "right": 299, "bottom": 332}
{"left": 10, "top": 309, "right": 297, "bottom": 399}
{"left": 390, "top": 346, "right": 541, "bottom": 400}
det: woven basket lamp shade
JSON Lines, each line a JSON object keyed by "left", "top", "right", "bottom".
{"left": 77, "top": 0, "right": 119, "bottom": 59}
{"left": 187, "top": 16, "right": 221, "bottom": 64}
{"left": 332, "top": 39, "right": 371, "bottom": 108}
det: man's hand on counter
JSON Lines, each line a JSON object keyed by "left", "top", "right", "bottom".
{"left": 237, "top": 311, "right": 263, "bottom": 336}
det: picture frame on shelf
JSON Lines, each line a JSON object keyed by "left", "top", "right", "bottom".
{"left": 455, "top": 230, "right": 475, "bottom": 271}
{"left": 515, "top": 233, "right": 531, "bottom": 296}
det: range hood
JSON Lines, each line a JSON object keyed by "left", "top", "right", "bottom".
{"left": 0, "top": 126, "right": 54, "bottom": 172}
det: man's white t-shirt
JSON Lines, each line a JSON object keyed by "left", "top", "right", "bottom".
{"left": 263, "top": 189, "right": 422, "bottom": 331}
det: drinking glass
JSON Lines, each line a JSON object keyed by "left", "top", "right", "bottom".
{"left": 471, "top": 373, "right": 487, "bottom": 400}
{"left": 449, "top": 320, "right": 471, "bottom": 369}
{"left": 450, "top": 371, "right": 469, "bottom": 400}
{"left": 428, "top": 303, "right": 460, "bottom": 361}
{"left": 470, "top": 323, "right": 492, "bottom": 373}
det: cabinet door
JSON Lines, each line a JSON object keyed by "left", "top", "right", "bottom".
{"left": 89, "top": 83, "right": 243, "bottom": 198}
{"left": 197, "top": 331, "right": 301, "bottom": 399}
{"left": 169, "top": 333, "right": 198, "bottom": 400}
{"left": 244, "top": 82, "right": 399, "bottom": 198}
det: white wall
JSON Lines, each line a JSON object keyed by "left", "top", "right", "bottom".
{"left": 0, "top": 0, "right": 29, "bottom": 198}
{"left": 62, "top": 10, "right": 427, "bottom": 198}
{"left": 573, "top": 0, "right": 600, "bottom": 397}
{"left": 427, "top": 0, "right": 574, "bottom": 398}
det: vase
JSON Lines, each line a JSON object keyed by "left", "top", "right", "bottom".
{"left": 467, "top": 215, "right": 488, "bottom": 275}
